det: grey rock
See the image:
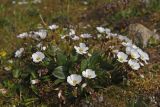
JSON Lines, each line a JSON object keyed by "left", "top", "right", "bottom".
{"left": 129, "top": 23, "right": 160, "bottom": 47}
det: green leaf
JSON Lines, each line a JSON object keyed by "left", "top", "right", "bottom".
{"left": 93, "top": 85, "right": 104, "bottom": 89}
{"left": 88, "top": 53, "right": 101, "bottom": 68}
{"left": 54, "top": 79, "right": 65, "bottom": 85}
{"left": 56, "top": 53, "right": 67, "bottom": 65}
{"left": 31, "top": 85, "right": 39, "bottom": 95}
{"left": 41, "top": 75, "right": 50, "bottom": 81}
{"left": 31, "top": 71, "right": 37, "bottom": 79}
{"left": 12, "top": 69, "right": 21, "bottom": 78}
{"left": 52, "top": 66, "right": 65, "bottom": 79}
{"left": 70, "top": 54, "right": 78, "bottom": 62}
{"left": 81, "top": 59, "right": 88, "bottom": 71}
{"left": 24, "top": 98, "right": 39, "bottom": 103}
{"left": 46, "top": 45, "right": 59, "bottom": 56}
{"left": 24, "top": 98, "right": 38, "bottom": 106}
{"left": 42, "top": 58, "right": 51, "bottom": 66}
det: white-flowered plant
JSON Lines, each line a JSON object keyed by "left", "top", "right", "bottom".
{"left": 48, "top": 24, "right": 59, "bottom": 30}
{"left": 69, "top": 29, "right": 76, "bottom": 36}
{"left": 80, "top": 33, "right": 92, "bottom": 38}
{"left": 32, "top": 52, "right": 45, "bottom": 63}
{"left": 117, "top": 52, "right": 128, "bottom": 63}
{"left": 74, "top": 43, "right": 89, "bottom": 55}
{"left": 96, "top": 27, "right": 109, "bottom": 34}
{"left": 12, "top": 0, "right": 42, "bottom": 5}
{"left": 17, "top": 32, "right": 28, "bottom": 39}
{"left": 34, "top": 29, "right": 47, "bottom": 40}
{"left": 7, "top": 24, "right": 151, "bottom": 103}
{"left": 128, "top": 59, "right": 140, "bottom": 70}
{"left": 119, "top": 40, "right": 149, "bottom": 70}
{"left": 82, "top": 69, "right": 96, "bottom": 79}
{"left": 16, "top": 24, "right": 59, "bottom": 40}
{"left": 70, "top": 35, "right": 80, "bottom": 41}
{"left": 96, "top": 27, "right": 106, "bottom": 33}
{"left": 67, "top": 74, "right": 82, "bottom": 86}
{"left": 15, "top": 48, "right": 24, "bottom": 58}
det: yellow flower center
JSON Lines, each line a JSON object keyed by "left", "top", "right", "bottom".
{"left": 36, "top": 57, "right": 41, "bottom": 61}
{"left": 131, "top": 53, "right": 135, "bottom": 58}
{"left": 73, "top": 80, "right": 77, "bottom": 85}
{"left": 119, "top": 57, "right": 123, "bottom": 61}
{"left": 79, "top": 48, "right": 83, "bottom": 53}
{"left": 88, "top": 75, "right": 92, "bottom": 78}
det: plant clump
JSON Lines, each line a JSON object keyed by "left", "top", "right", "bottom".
{"left": 0, "top": 23, "right": 150, "bottom": 106}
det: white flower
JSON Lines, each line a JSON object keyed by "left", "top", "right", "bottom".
{"left": 4, "top": 66, "right": 12, "bottom": 71}
{"left": 31, "top": 79, "right": 40, "bottom": 84}
{"left": 12, "top": 1, "right": 16, "bottom": 4}
{"left": 106, "top": 32, "right": 117, "bottom": 38}
{"left": 48, "top": 24, "right": 59, "bottom": 30}
{"left": 117, "top": 52, "right": 128, "bottom": 63}
{"left": 32, "top": 52, "right": 45, "bottom": 63}
{"left": 80, "top": 33, "right": 92, "bottom": 38}
{"left": 17, "top": 32, "right": 28, "bottom": 38}
{"left": 105, "top": 28, "right": 111, "bottom": 34}
{"left": 82, "top": 69, "right": 96, "bottom": 79}
{"left": 96, "top": 27, "right": 111, "bottom": 34}
{"left": 96, "top": 27, "right": 106, "bottom": 33}
{"left": 126, "top": 46, "right": 132, "bottom": 54}
{"left": 97, "top": 34, "right": 102, "bottom": 38}
{"left": 137, "top": 49, "right": 149, "bottom": 64}
{"left": 130, "top": 49, "right": 140, "bottom": 59}
{"left": 128, "top": 59, "right": 140, "bottom": 70}
{"left": 132, "top": 44, "right": 138, "bottom": 49}
{"left": 32, "top": 0, "right": 42, "bottom": 4}
{"left": 42, "top": 46, "right": 47, "bottom": 51}
{"left": 71, "top": 35, "right": 80, "bottom": 40}
{"left": 18, "top": 1, "right": 28, "bottom": 5}
{"left": 83, "top": 1, "right": 88, "bottom": 5}
{"left": 58, "top": 90, "right": 62, "bottom": 99}
{"left": 96, "top": 27, "right": 104, "bottom": 33}
{"left": 34, "top": 29, "right": 47, "bottom": 39}
{"left": 69, "top": 29, "right": 76, "bottom": 36}
{"left": 74, "top": 43, "right": 89, "bottom": 55}
{"left": 15, "top": 48, "right": 24, "bottom": 58}
{"left": 67, "top": 74, "right": 82, "bottom": 86}
{"left": 60, "top": 35, "right": 66, "bottom": 39}
{"left": 8, "top": 60, "right": 13, "bottom": 64}
{"left": 140, "top": 74, "right": 144, "bottom": 79}
{"left": 0, "top": 88, "right": 7, "bottom": 95}
{"left": 81, "top": 83, "right": 87, "bottom": 88}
